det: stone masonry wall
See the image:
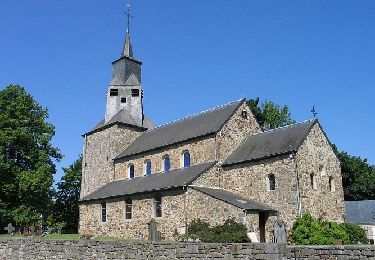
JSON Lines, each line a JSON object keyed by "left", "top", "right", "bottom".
{"left": 220, "top": 156, "right": 297, "bottom": 242}
{"left": 295, "top": 123, "right": 345, "bottom": 222}
{"left": 81, "top": 125, "right": 143, "bottom": 198}
{"left": 216, "top": 102, "right": 261, "bottom": 163}
{"left": 80, "top": 186, "right": 259, "bottom": 241}
{"left": 1, "top": 238, "right": 374, "bottom": 260}
{"left": 114, "top": 136, "right": 216, "bottom": 180}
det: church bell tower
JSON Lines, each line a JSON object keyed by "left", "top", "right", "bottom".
{"left": 104, "top": 6, "right": 143, "bottom": 127}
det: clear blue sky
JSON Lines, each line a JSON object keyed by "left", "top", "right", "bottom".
{"left": 1, "top": 1, "right": 374, "bottom": 184}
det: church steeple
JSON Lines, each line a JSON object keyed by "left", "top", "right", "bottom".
{"left": 104, "top": 3, "right": 144, "bottom": 126}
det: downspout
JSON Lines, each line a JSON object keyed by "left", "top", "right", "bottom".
{"left": 291, "top": 151, "right": 302, "bottom": 218}
{"left": 183, "top": 185, "right": 188, "bottom": 234}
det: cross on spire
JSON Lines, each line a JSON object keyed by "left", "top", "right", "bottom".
{"left": 311, "top": 106, "right": 318, "bottom": 118}
{"left": 121, "top": 1, "right": 133, "bottom": 57}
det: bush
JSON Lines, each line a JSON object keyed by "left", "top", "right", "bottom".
{"left": 186, "top": 218, "right": 250, "bottom": 243}
{"left": 340, "top": 223, "right": 368, "bottom": 244}
{"left": 291, "top": 212, "right": 367, "bottom": 245}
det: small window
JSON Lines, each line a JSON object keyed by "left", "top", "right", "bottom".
{"left": 121, "top": 97, "right": 127, "bottom": 103}
{"left": 155, "top": 195, "right": 162, "bottom": 218}
{"left": 163, "top": 156, "right": 170, "bottom": 172}
{"left": 125, "top": 198, "right": 132, "bottom": 220}
{"left": 241, "top": 110, "right": 248, "bottom": 119}
{"left": 269, "top": 174, "right": 276, "bottom": 191}
{"left": 145, "top": 160, "right": 151, "bottom": 176}
{"left": 101, "top": 203, "right": 107, "bottom": 222}
{"left": 329, "top": 176, "right": 335, "bottom": 192}
{"left": 131, "top": 89, "right": 139, "bottom": 97}
{"left": 128, "top": 164, "right": 134, "bottom": 179}
{"left": 110, "top": 89, "right": 118, "bottom": 96}
{"left": 182, "top": 151, "right": 190, "bottom": 168}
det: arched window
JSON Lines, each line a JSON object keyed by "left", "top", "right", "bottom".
{"left": 329, "top": 176, "right": 335, "bottom": 192}
{"left": 182, "top": 151, "right": 190, "bottom": 168}
{"left": 268, "top": 174, "right": 276, "bottom": 191}
{"left": 145, "top": 160, "right": 151, "bottom": 176}
{"left": 163, "top": 156, "right": 170, "bottom": 173}
{"left": 128, "top": 164, "right": 135, "bottom": 179}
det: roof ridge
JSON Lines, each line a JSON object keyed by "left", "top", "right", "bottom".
{"left": 253, "top": 118, "right": 316, "bottom": 137}
{"left": 144, "top": 98, "right": 245, "bottom": 133}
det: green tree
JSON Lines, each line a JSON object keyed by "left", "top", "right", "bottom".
{"left": 52, "top": 155, "right": 82, "bottom": 233}
{"left": 335, "top": 148, "right": 375, "bottom": 201}
{"left": 0, "top": 85, "right": 62, "bottom": 227}
{"left": 247, "top": 98, "right": 295, "bottom": 129}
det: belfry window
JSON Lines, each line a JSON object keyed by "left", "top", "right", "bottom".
{"left": 101, "top": 203, "right": 107, "bottom": 222}
{"left": 163, "top": 156, "right": 170, "bottom": 172}
{"left": 145, "top": 160, "right": 151, "bottom": 176}
{"left": 128, "top": 164, "right": 134, "bottom": 179}
{"left": 110, "top": 89, "right": 118, "bottom": 96}
{"left": 268, "top": 174, "right": 276, "bottom": 191}
{"left": 182, "top": 151, "right": 190, "bottom": 168}
{"left": 131, "top": 89, "right": 139, "bottom": 97}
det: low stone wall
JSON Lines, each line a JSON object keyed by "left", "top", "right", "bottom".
{"left": 0, "top": 238, "right": 374, "bottom": 259}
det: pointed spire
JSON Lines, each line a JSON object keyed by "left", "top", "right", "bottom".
{"left": 121, "top": 2, "right": 133, "bottom": 57}
{"left": 122, "top": 32, "right": 133, "bottom": 57}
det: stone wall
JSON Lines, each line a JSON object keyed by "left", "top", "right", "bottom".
{"left": 216, "top": 102, "right": 261, "bottom": 163}
{"left": 81, "top": 124, "right": 143, "bottom": 198}
{"left": 114, "top": 136, "right": 216, "bottom": 180}
{"left": 1, "top": 238, "right": 374, "bottom": 260}
{"left": 295, "top": 123, "right": 345, "bottom": 222}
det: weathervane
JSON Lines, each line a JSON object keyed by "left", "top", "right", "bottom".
{"left": 125, "top": 1, "right": 132, "bottom": 34}
{"left": 311, "top": 106, "right": 318, "bottom": 118}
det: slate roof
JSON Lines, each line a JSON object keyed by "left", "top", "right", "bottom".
{"left": 345, "top": 200, "right": 375, "bottom": 225}
{"left": 115, "top": 99, "right": 245, "bottom": 160}
{"left": 223, "top": 119, "right": 317, "bottom": 166}
{"left": 80, "top": 162, "right": 216, "bottom": 202}
{"left": 191, "top": 186, "right": 276, "bottom": 212}
{"left": 87, "top": 109, "right": 155, "bottom": 135}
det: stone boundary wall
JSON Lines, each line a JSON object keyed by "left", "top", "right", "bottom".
{"left": 0, "top": 238, "right": 374, "bottom": 259}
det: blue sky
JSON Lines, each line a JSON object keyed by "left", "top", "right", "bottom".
{"left": 1, "top": 1, "right": 374, "bottom": 184}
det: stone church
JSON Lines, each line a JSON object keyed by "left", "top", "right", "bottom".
{"left": 79, "top": 24, "right": 345, "bottom": 242}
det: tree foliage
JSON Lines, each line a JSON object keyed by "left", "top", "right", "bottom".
{"left": 52, "top": 155, "right": 82, "bottom": 233}
{"left": 0, "top": 85, "right": 62, "bottom": 227}
{"left": 334, "top": 148, "right": 375, "bottom": 201}
{"left": 291, "top": 212, "right": 368, "bottom": 245}
{"left": 247, "top": 98, "right": 295, "bottom": 130}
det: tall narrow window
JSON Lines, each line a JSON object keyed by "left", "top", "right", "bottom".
{"left": 269, "top": 174, "right": 276, "bottom": 191}
{"left": 155, "top": 195, "right": 162, "bottom": 218}
{"left": 125, "top": 198, "right": 132, "bottom": 220}
{"left": 329, "top": 176, "right": 335, "bottom": 192}
{"left": 182, "top": 151, "right": 190, "bottom": 168}
{"left": 128, "top": 164, "right": 135, "bottom": 179}
{"left": 145, "top": 160, "right": 151, "bottom": 176}
{"left": 310, "top": 173, "right": 317, "bottom": 189}
{"left": 101, "top": 203, "right": 107, "bottom": 222}
{"left": 163, "top": 156, "right": 170, "bottom": 172}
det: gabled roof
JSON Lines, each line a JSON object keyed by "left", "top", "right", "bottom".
{"left": 115, "top": 99, "right": 245, "bottom": 160}
{"left": 345, "top": 200, "right": 375, "bottom": 225}
{"left": 80, "top": 162, "right": 216, "bottom": 202}
{"left": 223, "top": 119, "right": 317, "bottom": 166}
{"left": 85, "top": 110, "right": 154, "bottom": 135}
{"left": 191, "top": 186, "right": 276, "bottom": 212}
